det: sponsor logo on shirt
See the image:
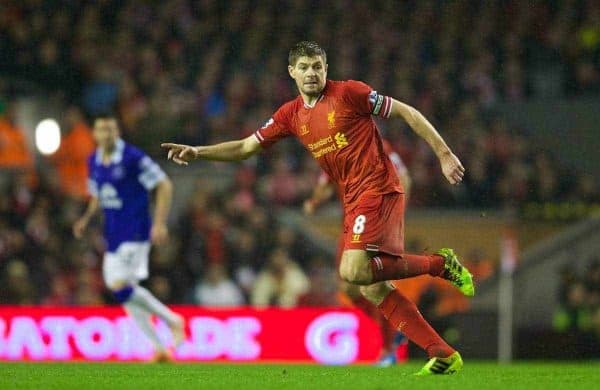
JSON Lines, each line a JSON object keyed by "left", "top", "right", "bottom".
{"left": 300, "top": 124, "right": 310, "bottom": 135}
{"left": 99, "top": 183, "right": 123, "bottom": 209}
{"left": 111, "top": 166, "right": 126, "bottom": 180}
{"left": 307, "top": 132, "right": 348, "bottom": 159}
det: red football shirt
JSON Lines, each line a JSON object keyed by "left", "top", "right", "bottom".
{"left": 254, "top": 80, "right": 403, "bottom": 210}
{"left": 318, "top": 139, "right": 408, "bottom": 186}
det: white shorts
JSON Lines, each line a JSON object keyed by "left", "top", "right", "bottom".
{"left": 103, "top": 242, "right": 151, "bottom": 287}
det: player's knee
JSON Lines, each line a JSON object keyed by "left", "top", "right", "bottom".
{"left": 106, "top": 280, "right": 134, "bottom": 303}
{"left": 340, "top": 281, "right": 362, "bottom": 299}
{"left": 360, "top": 282, "right": 393, "bottom": 305}
{"left": 339, "top": 254, "right": 372, "bottom": 285}
{"left": 111, "top": 285, "right": 135, "bottom": 303}
{"left": 106, "top": 279, "right": 128, "bottom": 291}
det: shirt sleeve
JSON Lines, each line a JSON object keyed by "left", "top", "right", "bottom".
{"left": 344, "top": 80, "right": 393, "bottom": 118}
{"left": 137, "top": 154, "right": 167, "bottom": 190}
{"left": 86, "top": 156, "right": 98, "bottom": 197}
{"left": 253, "top": 105, "right": 292, "bottom": 148}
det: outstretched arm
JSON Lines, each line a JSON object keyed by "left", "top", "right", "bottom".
{"left": 73, "top": 196, "right": 99, "bottom": 238}
{"left": 303, "top": 181, "right": 335, "bottom": 215}
{"left": 150, "top": 178, "right": 172, "bottom": 245}
{"left": 389, "top": 99, "right": 465, "bottom": 185}
{"left": 161, "top": 135, "right": 262, "bottom": 165}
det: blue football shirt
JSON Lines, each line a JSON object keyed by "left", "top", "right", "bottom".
{"left": 87, "top": 139, "right": 166, "bottom": 252}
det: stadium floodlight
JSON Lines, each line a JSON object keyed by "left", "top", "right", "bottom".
{"left": 35, "top": 118, "right": 61, "bottom": 155}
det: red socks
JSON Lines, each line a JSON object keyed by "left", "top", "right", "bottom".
{"left": 370, "top": 253, "right": 444, "bottom": 283}
{"left": 378, "top": 289, "right": 454, "bottom": 358}
{"left": 352, "top": 296, "right": 396, "bottom": 354}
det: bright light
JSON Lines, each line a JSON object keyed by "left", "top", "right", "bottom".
{"left": 35, "top": 118, "right": 61, "bottom": 155}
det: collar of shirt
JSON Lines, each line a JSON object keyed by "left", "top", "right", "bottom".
{"left": 302, "top": 80, "right": 330, "bottom": 109}
{"left": 95, "top": 138, "right": 125, "bottom": 165}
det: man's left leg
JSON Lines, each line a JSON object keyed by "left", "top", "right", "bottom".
{"left": 340, "top": 250, "right": 465, "bottom": 374}
{"left": 106, "top": 243, "right": 185, "bottom": 358}
{"left": 357, "top": 274, "right": 455, "bottom": 360}
{"left": 340, "top": 281, "right": 402, "bottom": 366}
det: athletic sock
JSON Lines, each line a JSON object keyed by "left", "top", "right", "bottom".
{"left": 380, "top": 315, "right": 397, "bottom": 355}
{"left": 129, "top": 285, "right": 179, "bottom": 325}
{"left": 352, "top": 295, "right": 378, "bottom": 318}
{"left": 352, "top": 295, "right": 396, "bottom": 355}
{"left": 378, "top": 289, "right": 454, "bottom": 358}
{"left": 370, "top": 253, "right": 444, "bottom": 283}
{"left": 124, "top": 302, "right": 164, "bottom": 351}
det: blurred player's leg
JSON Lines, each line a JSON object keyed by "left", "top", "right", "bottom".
{"left": 375, "top": 314, "right": 407, "bottom": 367}
{"left": 104, "top": 243, "right": 184, "bottom": 358}
{"left": 127, "top": 285, "right": 185, "bottom": 347}
{"left": 123, "top": 301, "right": 166, "bottom": 353}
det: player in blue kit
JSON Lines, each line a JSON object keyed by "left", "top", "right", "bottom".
{"left": 74, "top": 114, "right": 184, "bottom": 362}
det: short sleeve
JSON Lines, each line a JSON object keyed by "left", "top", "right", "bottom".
{"left": 344, "top": 80, "right": 393, "bottom": 118}
{"left": 253, "top": 105, "right": 292, "bottom": 148}
{"left": 86, "top": 156, "right": 98, "bottom": 197}
{"left": 137, "top": 154, "right": 167, "bottom": 190}
{"left": 87, "top": 178, "right": 98, "bottom": 197}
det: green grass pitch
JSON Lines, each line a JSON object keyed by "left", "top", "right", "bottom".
{"left": 1, "top": 361, "right": 598, "bottom": 389}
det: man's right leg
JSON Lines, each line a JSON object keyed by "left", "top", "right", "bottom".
{"left": 109, "top": 280, "right": 168, "bottom": 356}
{"left": 371, "top": 249, "right": 475, "bottom": 297}
{"left": 104, "top": 247, "right": 184, "bottom": 357}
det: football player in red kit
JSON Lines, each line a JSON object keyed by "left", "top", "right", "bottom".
{"left": 162, "top": 41, "right": 474, "bottom": 375}
{"left": 304, "top": 139, "right": 411, "bottom": 367}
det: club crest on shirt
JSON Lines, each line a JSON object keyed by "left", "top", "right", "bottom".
{"left": 334, "top": 132, "right": 348, "bottom": 149}
{"left": 327, "top": 111, "right": 336, "bottom": 129}
{"left": 111, "top": 166, "right": 126, "bottom": 180}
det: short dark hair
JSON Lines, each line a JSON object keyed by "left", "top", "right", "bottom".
{"left": 92, "top": 113, "right": 119, "bottom": 124}
{"left": 92, "top": 113, "right": 121, "bottom": 130}
{"left": 288, "top": 41, "right": 327, "bottom": 66}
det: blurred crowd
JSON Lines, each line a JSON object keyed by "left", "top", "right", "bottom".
{"left": 0, "top": 0, "right": 599, "bottom": 307}
{"left": 0, "top": 169, "right": 339, "bottom": 306}
{"left": 553, "top": 258, "right": 600, "bottom": 341}
{"left": 1, "top": 0, "right": 598, "bottom": 209}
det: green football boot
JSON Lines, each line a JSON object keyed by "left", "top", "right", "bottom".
{"left": 415, "top": 351, "right": 464, "bottom": 376}
{"left": 436, "top": 248, "right": 475, "bottom": 297}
